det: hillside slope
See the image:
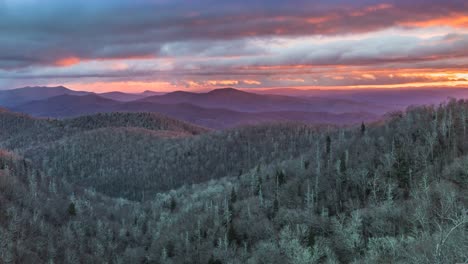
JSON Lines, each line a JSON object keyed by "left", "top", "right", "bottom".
{"left": 24, "top": 122, "right": 320, "bottom": 199}
{"left": 0, "top": 110, "right": 207, "bottom": 150}
{"left": 0, "top": 100, "right": 467, "bottom": 264}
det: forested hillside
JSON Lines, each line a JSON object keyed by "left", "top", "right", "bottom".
{"left": 25, "top": 123, "right": 322, "bottom": 199}
{"left": 0, "top": 110, "right": 207, "bottom": 150}
{"left": 0, "top": 101, "right": 467, "bottom": 263}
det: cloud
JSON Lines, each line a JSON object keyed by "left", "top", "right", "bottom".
{"left": 0, "top": 0, "right": 467, "bottom": 70}
{"left": 1, "top": 0, "right": 467, "bottom": 91}
{"left": 54, "top": 57, "right": 81, "bottom": 67}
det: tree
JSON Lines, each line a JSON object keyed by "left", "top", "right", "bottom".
{"left": 230, "top": 187, "right": 237, "bottom": 204}
{"left": 326, "top": 135, "right": 332, "bottom": 154}
{"left": 227, "top": 224, "right": 238, "bottom": 245}
{"left": 276, "top": 170, "right": 286, "bottom": 186}
{"left": 339, "top": 152, "right": 347, "bottom": 174}
{"left": 307, "top": 226, "right": 316, "bottom": 249}
{"left": 67, "top": 202, "right": 76, "bottom": 216}
{"left": 254, "top": 175, "right": 263, "bottom": 196}
{"left": 279, "top": 226, "right": 315, "bottom": 264}
{"left": 170, "top": 196, "right": 177, "bottom": 212}
{"left": 208, "top": 255, "right": 223, "bottom": 264}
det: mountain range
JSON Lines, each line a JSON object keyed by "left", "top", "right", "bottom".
{"left": 2, "top": 86, "right": 381, "bottom": 129}
{"left": 2, "top": 85, "right": 466, "bottom": 129}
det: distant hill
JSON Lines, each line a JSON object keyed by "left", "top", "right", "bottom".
{"left": 11, "top": 94, "right": 120, "bottom": 117}
{"left": 0, "top": 109, "right": 207, "bottom": 150}
{"left": 140, "top": 87, "right": 380, "bottom": 113}
{"left": 98, "top": 91, "right": 150, "bottom": 102}
{"left": 255, "top": 87, "right": 468, "bottom": 111}
{"left": 63, "top": 112, "right": 209, "bottom": 135}
{"left": 0, "top": 86, "right": 165, "bottom": 107}
{"left": 12, "top": 93, "right": 378, "bottom": 129}
{"left": 327, "top": 88, "right": 468, "bottom": 110}
{"left": 5, "top": 86, "right": 468, "bottom": 117}
{"left": 140, "top": 90, "right": 165, "bottom": 96}
{"left": 3, "top": 86, "right": 388, "bottom": 129}
{"left": 0, "top": 86, "right": 90, "bottom": 107}
{"left": 118, "top": 101, "right": 377, "bottom": 129}
{"left": 98, "top": 90, "right": 165, "bottom": 101}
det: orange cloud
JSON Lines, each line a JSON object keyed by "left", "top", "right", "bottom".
{"left": 243, "top": 80, "right": 261, "bottom": 85}
{"left": 332, "top": 76, "right": 345, "bottom": 80}
{"left": 306, "top": 15, "right": 335, "bottom": 24}
{"left": 274, "top": 77, "right": 305, "bottom": 83}
{"left": 53, "top": 55, "right": 156, "bottom": 68}
{"left": 206, "top": 80, "right": 239, "bottom": 86}
{"left": 400, "top": 14, "right": 468, "bottom": 28}
{"left": 361, "top": 74, "right": 376, "bottom": 80}
{"left": 54, "top": 57, "right": 81, "bottom": 67}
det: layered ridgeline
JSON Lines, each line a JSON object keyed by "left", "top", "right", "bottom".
{"left": 0, "top": 101, "right": 467, "bottom": 263}
{"left": 4, "top": 87, "right": 380, "bottom": 129}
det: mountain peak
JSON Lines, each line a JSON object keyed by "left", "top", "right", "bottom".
{"left": 207, "top": 88, "right": 247, "bottom": 94}
{"left": 142, "top": 90, "right": 157, "bottom": 94}
{"left": 166, "top": 90, "right": 195, "bottom": 95}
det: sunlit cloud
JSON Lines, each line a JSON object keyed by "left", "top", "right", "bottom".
{"left": 399, "top": 14, "right": 468, "bottom": 29}
{"left": 54, "top": 57, "right": 81, "bottom": 67}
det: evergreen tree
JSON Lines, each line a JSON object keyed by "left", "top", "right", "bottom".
{"left": 326, "top": 135, "right": 332, "bottom": 154}
{"left": 230, "top": 187, "right": 237, "bottom": 204}
{"left": 170, "top": 196, "right": 177, "bottom": 212}
{"left": 276, "top": 170, "right": 286, "bottom": 186}
{"left": 67, "top": 202, "right": 76, "bottom": 216}
{"left": 307, "top": 227, "right": 315, "bottom": 249}
{"left": 227, "top": 224, "right": 238, "bottom": 245}
{"left": 208, "top": 256, "right": 223, "bottom": 264}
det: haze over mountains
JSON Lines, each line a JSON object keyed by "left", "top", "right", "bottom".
{"left": 257, "top": 88, "right": 468, "bottom": 109}
{"left": 2, "top": 86, "right": 467, "bottom": 129}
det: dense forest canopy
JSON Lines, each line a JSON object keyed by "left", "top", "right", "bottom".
{"left": 0, "top": 100, "right": 467, "bottom": 263}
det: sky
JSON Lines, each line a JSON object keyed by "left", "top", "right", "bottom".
{"left": 0, "top": 0, "right": 467, "bottom": 93}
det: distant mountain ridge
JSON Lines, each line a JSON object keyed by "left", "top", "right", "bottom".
{"left": 11, "top": 85, "right": 465, "bottom": 129}
{"left": 10, "top": 92, "right": 378, "bottom": 129}
{"left": 255, "top": 87, "right": 468, "bottom": 110}
{"left": 0, "top": 86, "right": 90, "bottom": 107}
{"left": 12, "top": 94, "right": 120, "bottom": 117}
{"left": 140, "top": 87, "right": 382, "bottom": 113}
{"left": 99, "top": 90, "right": 165, "bottom": 101}
{"left": 0, "top": 86, "right": 164, "bottom": 107}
